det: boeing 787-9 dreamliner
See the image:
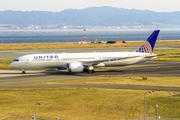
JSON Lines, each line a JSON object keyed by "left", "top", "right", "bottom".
{"left": 10, "top": 30, "right": 160, "bottom": 74}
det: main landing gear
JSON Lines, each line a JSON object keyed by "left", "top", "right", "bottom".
{"left": 21, "top": 69, "right": 25, "bottom": 74}
{"left": 88, "top": 69, "right": 95, "bottom": 73}
{"left": 83, "top": 66, "right": 95, "bottom": 74}
{"left": 84, "top": 69, "right": 95, "bottom": 74}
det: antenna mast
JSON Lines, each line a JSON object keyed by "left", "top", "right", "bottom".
{"left": 158, "top": 34, "right": 161, "bottom": 43}
{"left": 83, "top": 29, "right": 86, "bottom": 42}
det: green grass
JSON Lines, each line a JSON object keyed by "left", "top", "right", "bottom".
{"left": 153, "top": 49, "right": 180, "bottom": 61}
{"left": 0, "top": 60, "right": 13, "bottom": 69}
{"left": 0, "top": 88, "right": 179, "bottom": 120}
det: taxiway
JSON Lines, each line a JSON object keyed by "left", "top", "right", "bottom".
{"left": 0, "top": 61, "right": 180, "bottom": 91}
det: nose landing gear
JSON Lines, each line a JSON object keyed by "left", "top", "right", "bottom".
{"left": 21, "top": 69, "right": 26, "bottom": 74}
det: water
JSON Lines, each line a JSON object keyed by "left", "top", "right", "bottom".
{"left": 0, "top": 29, "right": 180, "bottom": 44}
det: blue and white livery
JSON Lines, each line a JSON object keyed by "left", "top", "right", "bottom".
{"left": 10, "top": 30, "right": 160, "bottom": 74}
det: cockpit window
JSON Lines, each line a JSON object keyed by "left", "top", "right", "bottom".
{"left": 13, "top": 59, "right": 19, "bottom": 62}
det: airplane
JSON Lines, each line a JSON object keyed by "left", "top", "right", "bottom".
{"left": 10, "top": 30, "right": 160, "bottom": 74}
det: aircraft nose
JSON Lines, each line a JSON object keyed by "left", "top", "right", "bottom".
{"left": 10, "top": 62, "right": 15, "bottom": 68}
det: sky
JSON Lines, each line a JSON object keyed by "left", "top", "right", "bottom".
{"left": 0, "top": 0, "right": 180, "bottom": 12}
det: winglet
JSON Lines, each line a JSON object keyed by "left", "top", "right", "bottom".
{"left": 135, "top": 30, "right": 160, "bottom": 53}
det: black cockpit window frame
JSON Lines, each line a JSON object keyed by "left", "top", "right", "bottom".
{"left": 14, "top": 59, "right": 19, "bottom": 62}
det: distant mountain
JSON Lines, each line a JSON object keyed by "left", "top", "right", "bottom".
{"left": 0, "top": 6, "right": 180, "bottom": 27}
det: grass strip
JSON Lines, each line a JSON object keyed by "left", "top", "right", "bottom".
{"left": 0, "top": 88, "right": 179, "bottom": 120}
{"left": 0, "top": 40, "right": 180, "bottom": 50}
{"left": 0, "top": 60, "right": 13, "bottom": 69}
{"left": 153, "top": 49, "right": 180, "bottom": 61}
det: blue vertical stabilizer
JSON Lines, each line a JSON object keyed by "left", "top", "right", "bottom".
{"left": 135, "top": 30, "right": 160, "bottom": 53}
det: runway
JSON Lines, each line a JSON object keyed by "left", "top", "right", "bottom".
{"left": 0, "top": 61, "right": 180, "bottom": 91}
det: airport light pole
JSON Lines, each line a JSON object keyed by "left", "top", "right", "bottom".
{"left": 144, "top": 92, "right": 152, "bottom": 120}
{"left": 155, "top": 104, "right": 160, "bottom": 120}
{"left": 35, "top": 103, "right": 41, "bottom": 120}
{"left": 56, "top": 117, "right": 61, "bottom": 120}
{"left": 156, "top": 104, "right": 158, "bottom": 120}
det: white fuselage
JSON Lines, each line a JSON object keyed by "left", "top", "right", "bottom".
{"left": 10, "top": 51, "right": 156, "bottom": 69}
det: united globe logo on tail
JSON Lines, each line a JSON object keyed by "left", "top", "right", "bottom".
{"left": 135, "top": 30, "right": 160, "bottom": 53}
{"left": 136, "top": 41, "right": 152, "bottom": 53}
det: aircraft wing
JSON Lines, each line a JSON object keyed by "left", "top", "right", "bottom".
{"left": 83, "top": 54, "right": 157, "bottom": 66}
{"left": 83, "top": 56, "right": 138, "bottom": 66}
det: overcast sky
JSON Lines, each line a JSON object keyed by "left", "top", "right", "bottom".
{"left": 0, "top": 0, "right": 180, "bottom": 12}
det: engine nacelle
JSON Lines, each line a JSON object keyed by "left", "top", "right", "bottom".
{"left": 67, "top": 62, "right": 84, "bottom": 73}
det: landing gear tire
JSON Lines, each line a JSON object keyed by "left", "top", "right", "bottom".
{"left": 91, "top": 70, "right": 95, "bottom": 73}
{"left": 83, "top": 69, "right": 88, "bottom": 72}
{"left": 87, "top": 70, "right": 95, "bottom": 74}
{"left": 21, "top": 69, "right": 25, "bottom": 74}
{"left": 87, "top": 70, "right": 91, "bottom": 74}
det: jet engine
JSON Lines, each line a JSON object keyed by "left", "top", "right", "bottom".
{"left": 67, "top": 62, "right": 84, "bottom": 73}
